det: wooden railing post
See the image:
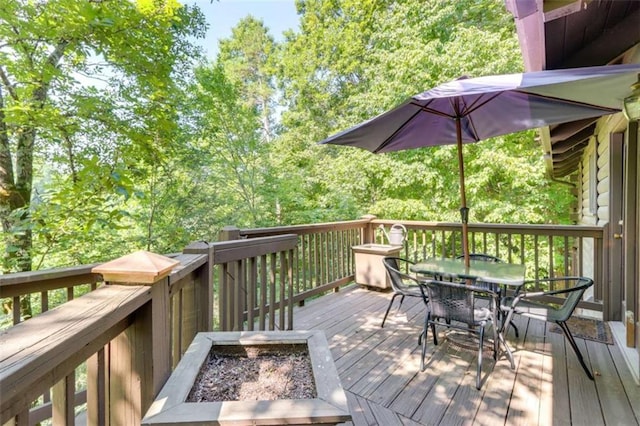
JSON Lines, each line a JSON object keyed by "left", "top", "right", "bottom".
{"left": 361, "top": 215, "right": 377, "bottom": 244}
{"left": 219, "top": 225, "right": 241, "bottom": 242}
{"left": 91, "top": 251, "right": 179, "bottom": 426}
{"left": 183, "top": 241, "right": 214, "bottom": 332}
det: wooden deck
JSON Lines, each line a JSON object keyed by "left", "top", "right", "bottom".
{"left": 293, "top": 285, "right": 640, "bottom": 426}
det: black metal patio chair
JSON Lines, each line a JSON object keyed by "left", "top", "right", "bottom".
{"left": 381, "top": 257, "right": 428, "bottom": 328}
{"left": 501, "top": 276, "right": 595, "bottom": 380}
{"left": 456, "top": 253, "right": 520, "bottom": 338}
{"left": 419, "top": 279, "right": 514, "bottom": 389}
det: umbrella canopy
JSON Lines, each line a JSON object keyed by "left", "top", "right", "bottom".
{"left": 320, "top": 63, "right": 640, "bottom": 265}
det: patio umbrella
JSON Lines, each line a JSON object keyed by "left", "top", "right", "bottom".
{"left": 319, "top": 63, "right": 640, "bottom": 266}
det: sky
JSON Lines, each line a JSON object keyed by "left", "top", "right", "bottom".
{"left": 186, "top": 0, "right": 301, "bottom": 59}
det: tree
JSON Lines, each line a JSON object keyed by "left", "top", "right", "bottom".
{"left": 181, "top": 17, "right": 285, "bottom": 228}
{"left": 186, "top": 61, "right": 274, "bottom": 227}
{"left": 0, "top": 0, "right": 206, "bottom": 272}
{"left": 217, "top": 16, "right": 279, "bottom": 142}
{"left": 273, "top": 0, "right": 572, "bottom": 225}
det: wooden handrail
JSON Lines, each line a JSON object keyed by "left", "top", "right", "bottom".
{"left": 212, "top": 234, "right": 299, "bottom": 263}
{"left": 0, "top": 250, "right": 212, "bottom": 425}
{"left": 0, "top": 264, "right": 102, "bottom": 299}
{"left": 238, "top": 218, "right": 370, "bottom": 237}
{"left": 0, "top": 285, "right": 150, "bottom": 424}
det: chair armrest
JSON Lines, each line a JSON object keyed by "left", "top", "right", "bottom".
{"left": 508, "top": 277, "right": 593, "bottom": 308}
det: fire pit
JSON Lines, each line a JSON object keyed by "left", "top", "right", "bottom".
{"left": 142, "top": 330, "right": 351, "bottom": 425}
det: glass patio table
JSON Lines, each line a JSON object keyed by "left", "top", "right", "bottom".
{"left": 410, "top": 257, "right": 525, "bottom": 364}
{"left": 409, "top": 257, "right": 526, "bottom": 287}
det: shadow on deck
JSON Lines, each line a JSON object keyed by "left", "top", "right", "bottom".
{"left": 293, "top": 285, "right": 640, "bottom": 426}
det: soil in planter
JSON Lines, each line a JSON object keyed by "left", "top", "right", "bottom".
{"left": 187, "top": 344, "right": 317, "bottom": 402}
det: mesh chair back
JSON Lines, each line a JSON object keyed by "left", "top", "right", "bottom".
{"left": 425, "top": 280, "right": 477, "bottom": 325}
{"left": 383, "top": 257, "right": 414, "bottom": 294}
{"left": 554, "top": 277, "right": 594, "bottom": 322}
{"left": 503, "top": 276, "right": 595, "bottom": 380}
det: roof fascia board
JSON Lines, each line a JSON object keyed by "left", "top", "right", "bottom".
{"left": 506, "top": 0, "right": 546, "bottom": 71}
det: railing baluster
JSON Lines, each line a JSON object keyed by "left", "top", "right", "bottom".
{"left": 260, "top": 254, "right": 267, "bottom": 330}
{"left": 288, "top": 249, "right": 295, "bottom": 329}
{"left": 87, "top": 348, "right": 106, "bottom": 426}
{"left": 41, "top": 291, "right": 48, "bottom": 313}
{"left": 235, "top": 260, "right": 244, "bottom": 331}
{"left": 222, "top": 263, "right": 231, "bottom": 331}
{"left": 177, "top": 287, "right": 184, "bottom": 351}
{"left": 183, "top": 278, "right": 197, "bottom": 350}
{"left": 269, "top": 253, "right": 276, "bottom": 331}
{"left": 52, "top": 372, "right": 75, "bottom": 425}
{"left": 12, "top": 296, "right": 20, "bottom": 325}
{"left": 534, "top": 234, "right": 540, "bottom": 283}
{"left": 248, "top": 257, "right": 256, "bottom": 331}
{"left": 322, "top": 231, "right": 327, "bottom": 286}
{"left": 301, "top": 234, "right": 308, "bottom": 294}
{"left": 332, "top": 230, "right": 337, "bottom": 283}
{"left": 313, "top": 233, "right": 319, "bottom": 291}
{"left": 338, "top": 230, "right": 344, "bottom": 281}
{"left": 578, "top": 236, "right": 584, "bottom": 277}
{"left": 279, "top": 251, "right": 286, "bottom": 331}
{"left": 564, "top": 236, "right": 570, "bottom": 276}
{"left": 549, "top": 235, "right": 556, "bottom": 278}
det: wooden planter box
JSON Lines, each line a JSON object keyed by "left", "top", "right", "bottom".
{"left": 352, "top": 243, "right": 402, "bottom": 289}
{"left": 142, "top": 331, "right": 351, "bottom": 425}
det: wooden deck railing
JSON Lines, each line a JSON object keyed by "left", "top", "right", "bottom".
{"left": 236, "top": 217, "right": 608, "bottom": 316}
{"left": 228, "top": 218, "right": 370, "bottom": 304}
{"left": 377, "top": 220, "right": 607, "bottom": 311}
{"left": 0, "top": 217, "right": 609, "bottom": 425}
{"left": 0, "top": 235, "right": 298, "bottom": 426}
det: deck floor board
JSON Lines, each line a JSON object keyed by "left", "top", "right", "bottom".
{"left": 293, "top": 285, "right": 640, "bottom": 426}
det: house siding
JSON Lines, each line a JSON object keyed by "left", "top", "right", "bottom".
{"left": 578, "top": 115, "right": 628, "bottom": 300}
{"left": 579, "top": 115, "right": 628, "bottom": 227}
{"left": 579, "top": 139, "right": 597, "bottom": 283}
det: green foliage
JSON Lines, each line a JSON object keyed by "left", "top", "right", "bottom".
{"left": 0, "top": 0, "right": 206, "bottom": 271}
{"left": 186, "top": 57, "right": 274, "bottom": 227}
{"left": 275, "top": 0, "right": 571, "bottom": 225}
{"left": 0, "top": 0, "right": 576, "bottom": 273}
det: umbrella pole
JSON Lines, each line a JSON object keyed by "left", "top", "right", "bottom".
{"left": 456, "top": 118, "right": 470, "bottom": 267}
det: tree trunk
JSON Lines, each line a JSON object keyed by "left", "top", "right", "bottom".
{"left": 0, "top": 41, "right": 67, "bottom": 274}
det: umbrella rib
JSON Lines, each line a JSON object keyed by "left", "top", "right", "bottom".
{"left": 411, "top": 100, "right": 483, "bottom": 141}
{"left": 410, "top": 95, "right": 502, "bottom": 142}
{"left": 411, "top": 93, "right": 503, "bottom": 118}
{"left": 513, "top": 90, "right": 621, "bottom": 113}
{"left": 459, "top": 92, "right": 502, "bottom": 115}
{"left": 390, "top": 85, "right": 620, "bottom": 153}
{"left": 415, "top": 89, "right": 620, "bottom": 116}
{"left": 410, "top": 101, "right": 455, "bottom": 119}
{"left": 448, "top": 95, "right": 503, "bottom": 141}
{"left": 373, "top": 106, "right": 424, "bottom": 153}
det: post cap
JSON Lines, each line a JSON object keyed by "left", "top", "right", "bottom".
{"left": 92, "top": 250, "right": 180, "bottom": 284}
